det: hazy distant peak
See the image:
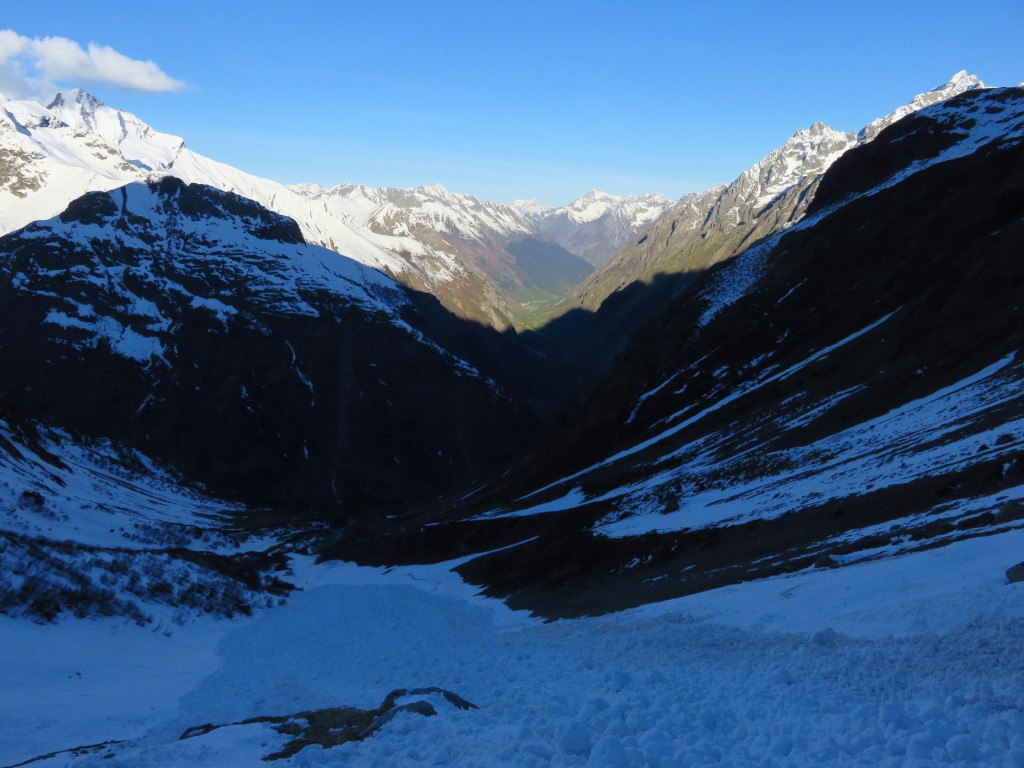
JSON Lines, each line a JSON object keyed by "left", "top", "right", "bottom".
{"left": 419, "top": 182, "right": 451, "bottom": 196}
{"left": 509, "top": 198, "right": 554, "bottom": 216}
{"left": 288, "top": 182, "right": 330, "bottom": 198}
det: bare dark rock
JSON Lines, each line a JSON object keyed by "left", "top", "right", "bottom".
{"left": 1006, "top": 562, "right": 1024, "bottom": 583}
{"left": 178, "top": 686, "right": 478, "bottom": 761}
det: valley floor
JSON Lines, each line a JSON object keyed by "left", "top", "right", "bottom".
{"left": 3, "top": 531, "right": 1024, "bottom": 768}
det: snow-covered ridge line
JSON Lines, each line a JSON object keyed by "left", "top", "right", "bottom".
{"left": 5, "top": 179, "right": 417, "bottom": 365}
{"left": 548, "top": 189, "right": 675, "bottom": 227}
{"left": 0, "top": 88, "right": 479, "bottom": 295}
{"left": 288, "top": 181, "right": 534, "bottom": 243}
{"left": 715, "top": 70, "right": 988, "bottom": 229}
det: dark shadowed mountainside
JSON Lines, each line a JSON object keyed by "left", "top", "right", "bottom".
{"left": 324, "top": 87, "right": 1024, "bottom": 618}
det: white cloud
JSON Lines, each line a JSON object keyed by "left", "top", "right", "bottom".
{"left": 0, "top": 29, "right": 184, "bottom": 99}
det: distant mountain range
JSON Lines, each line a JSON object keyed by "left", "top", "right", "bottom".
{"left": 514, "top": 190, "right": 677, "bottom": 267}
{"left": 0, "top": 90, "right": 581, "bottom": 329}
{"left": 285, "top": 181, "right": 596, "bottom": 327}
{"left": 1, "top": 72, "right": 984, "bottom": 334}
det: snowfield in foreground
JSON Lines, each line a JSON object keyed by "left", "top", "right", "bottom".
{"left": 3, "top": 531, "right": 1024, "bottom": 768}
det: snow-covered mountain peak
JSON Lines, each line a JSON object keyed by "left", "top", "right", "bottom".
{"left": 859, "top": 70, "right": 986, "bottom": 142}
{"left": 47, "top": 88, "right": 105, "bottom": 117}
{"left": 794, "top": 121, "right": 842, "bottom": 138}
{"left": 532, "top": 189, "right": 677, "bottom": 265}
{"left": 48, "top": 88, "right": 120, "bottom": 133}
{"left": 783, "top": 121, "right": 851, "bottom": 152}
{"left": 509, "top": 198, "right": 554, "bottom": 217}
{"left": 908, "top": 70, "right": 986, "bottom": 111}
{"left": 420, "top": 181, "right": 451, "bottom": 197}
{"left": 720, "top": 122, "right": 857, "bottom": 220}
{"left": 576, "top": 189, "right": 669, "bottom": 207}
{"left": 937, "top": 69, "right": 985, "bottom": 95}
{"left": 411, "top": 182, "right": 477, "bottom": 208}
{"left": 287, "top": 182, "right": 330, "bottom": 198}
{"left": 559, "top": 189, "right": 672, "bottom": 226}
{"left": 569, "top": 189, "right": 617, "bottom": 211}
{"left": 43, "top": 88, "right": 186, "bottom": 170}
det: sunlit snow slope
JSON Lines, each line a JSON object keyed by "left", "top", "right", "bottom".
{"left": 0, "top": 89, "right": 541, "bottom": 327}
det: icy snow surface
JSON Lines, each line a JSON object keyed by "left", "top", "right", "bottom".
{"left": 4, "top": 533, "right": 1024, "bottom": 767}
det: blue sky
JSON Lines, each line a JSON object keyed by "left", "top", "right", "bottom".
{"left": 3, "top": 1, "right": 1022, "bottom": 205}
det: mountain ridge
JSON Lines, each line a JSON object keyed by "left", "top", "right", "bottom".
{"left": 0, "top": 90, "right": 578, "bottom": 330}
{"left": 568, "top": 70, "right": 988, "bottom": 313}
{"left": 0, "top": 176, "right": 536, "bottom": 510}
